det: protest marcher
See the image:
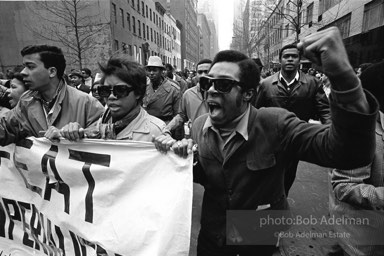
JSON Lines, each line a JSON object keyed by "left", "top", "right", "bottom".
{"left": 153, "top": 27, "right": 378, "bottom": 255}
{"left": 160, "top": 59, "right": 212, "bottom": 138}
{"left": 45, "top": 56, "right": 165, "bottom": 142}
{"left": 165, "top": 63, "right": 188, "bottom": 95}
{"left": 69, "top": 70, "right": 91, "bottom": 94}
{"left": 0, "top": 45, "right": 104, "bottom": 146}
{"left": 90, "top": 73, "right": 106, "bottom": 106}
{"left": 330, "top": 60, "right": 384, "bottom": 255}
{"left": 142, "top": 56, "right": 181, "bottom": 124}
{"left": 81, "top": 67, "right": 93, "bottom": 89}
{"left": 7, "top": 72, "right": 27, "bottom": 108}
{"left": 255, "top": 44, "right": 331, "bottom": 196}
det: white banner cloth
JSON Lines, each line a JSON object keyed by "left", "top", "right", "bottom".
{"left": 0, "top": 138, "right": 193, "bottom": 256}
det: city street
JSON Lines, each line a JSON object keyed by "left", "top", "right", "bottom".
{"left": 189, "top": 161, "right": 336, "bottom": 256}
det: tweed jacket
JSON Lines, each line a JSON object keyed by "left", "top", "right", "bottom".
{"left": 329, "top": 112, "right": 384, "bottom": 255}
{"left": 143, "top": 77, "right": 181, "bottom": 122}
{"left": 0, "top": 82, "right": 104, "bottom": 146}
{"left": 191, "top": 92, "right": 377, "bottom": 246}
{"left": 255, "top": 71, "right": 331, "bottom": 124}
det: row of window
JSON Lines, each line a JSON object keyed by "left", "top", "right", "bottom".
{"left": 113, "top": 39, "right": 180, "bottom": 67}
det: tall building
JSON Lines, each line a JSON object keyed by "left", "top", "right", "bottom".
{"left": 231, "top": 0, "right": 247, "bottom": 53}
{"left": 197, "top": 13, "right": 211, "bottom": 60}
{"left": 0, "top": 0, "right": 182, "bottom": 74}
{"left": 159, "top": 0, "right": 199, "bottom": 70}
{"left": 197, "top": 0, "right": 220, "bottom": 58}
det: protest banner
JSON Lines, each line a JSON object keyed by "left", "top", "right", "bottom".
{"left": 0, "top": 138, "right": 193, "bottom": 256}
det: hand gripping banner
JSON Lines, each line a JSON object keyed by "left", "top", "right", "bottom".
{"left": 0, "top": 138, "right": 193, "bottom": 256}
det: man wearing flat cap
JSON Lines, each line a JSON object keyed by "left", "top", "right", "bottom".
{"left": 69, "top": 71, "right": 90, "bottom": 94}
{"left": 143, "top": 56, "right": 181, "bottom": 125}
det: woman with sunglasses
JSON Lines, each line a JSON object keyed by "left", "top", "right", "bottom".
{"left": 45, "top": 57, "right": 166, "bottom": 142}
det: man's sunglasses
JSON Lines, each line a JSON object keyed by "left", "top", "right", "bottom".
{"left": 197, "top": 70, "right": 209, "bottom": 75}
{"left": 98, "top": 84, "right": 134, "bottom": 99}
{"left": 199, "top": 76, "right": 241, "bottom": 94}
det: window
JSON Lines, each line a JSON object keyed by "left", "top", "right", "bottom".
{"left": 319, "top": 0, "right": 342, "bottom": 14}
{"left": 120, "top": 8, "right": 124, "bottom": 27}
{"left": 137, "top": 0, "right": 140, "bottom": 12}
{"left": 142, "top": 1, "right": 145, "bottom": 17}
{"left": 321, "top": 13, "right": 351, "bottom": 39}
{"left": 127, "top": 13, "right": 131, "bottom": 31}
{"left": 138, "top": 20, "right": 141, "bottom": 37}
{"left": 129, "top": 45, "right": 133, "bottom": 56}
{"left": 112, "top": 3, "right": 117, "bottom": 24}
{"left": 150, "top": 9, "right": 152, "bottom": 21}
{"left": 143, "top": 23, "right": 146, "bottom": 39}
{"left": 146, "top": 5, "right": 148, "bottom": 18}
{"left": 131, "top": 0, "right": 135, "bottom": 9}
{"left": 114, "top": 40, "right": 119, "bottom": 51}
{"left": 122, "top": 42, "right": 127, "bottom": 54}
{"left": 363, "top": 0, "right": 384, "bottom": 32}
{"left": 151, "top": 28, "right": 153, "bottom": 42}
{"left": 306, "top": 3, "right": 313, "bottom": 26}
{"left": 285, "top": 23, "right": 289, "bottom": 37}
{"left": 132, "top": 16, "right": 136, "bottom": 34}
{"left": 147, "top": 25, "right": 149, "bottom": 39}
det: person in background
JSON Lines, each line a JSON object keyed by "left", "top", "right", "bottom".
{"left": 165, "top": 63, "right": 188, "bottom": 95}
{"left": 45, "top": 56, "right": 165, "bottom": 142}
{"left": 0, "top": 44, "right": 104, "bottom": 146}
{"left": 7, "top": 72, "right": 27, "bottom": 108}
{"left": 69, "top": 71, "right": 90, "bottom": 94}
{"left": 330, "top": 60, "right": 384, "bottom": 256}
{"left": 154, "top": 27, "right": 377, "bottom": 256}
{"left": 90, "top": 73, "right": 106, "bottom": 106}
{"left": 255, "top": 44, "right": 331, "bottom": 196}
{"left": 143, "top": 56, "right": 180, "bottom": 124}
{"left": 159, "top": 59, "right": 212, "bottom": 139}
{"left": 81, "top": 68, "right": 93, "bottom": 89}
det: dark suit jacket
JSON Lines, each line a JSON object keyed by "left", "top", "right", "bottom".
{"left": 255, "top": 71, "right": 331, "bottom": 124}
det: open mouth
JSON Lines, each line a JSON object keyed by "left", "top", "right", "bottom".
{"left": 208, "top": 102, "right": 221, "bottom": 114}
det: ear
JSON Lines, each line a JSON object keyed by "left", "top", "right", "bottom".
{"left": 48, "top": 67, "right": 57, "bottom": 78}
{"left": 243, "top": 89, "right": 254, "bottom": 102}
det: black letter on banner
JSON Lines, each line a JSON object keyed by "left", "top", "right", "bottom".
{"left": 0, "top": 202, "right": 7, "bottom": 238}
{"left": 0, "top": 150, "right": 10, "bottom": 165}
{"left": 68, "top": 150, "right": 111, "bottom": 223}
{"left": 18, "top": 201, "right": 34, "bottom": 248}
{"left": 2, "top": 198, "right": 22, "bottom": 240}
{"left": 14, "top": 139, "right": 43, "bottom": 196}
{"left": 71, "top": 233, "right": 108, "bottom": 256}
{"left": 69, "top": 230, "right": 86, "bottom": 256}
{"left": 42, "top": 145, "right": 70, "bottom": 214}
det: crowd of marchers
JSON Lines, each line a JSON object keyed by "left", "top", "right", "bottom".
{"left": 0, "top": 26, "right": 383, "bottom": 256}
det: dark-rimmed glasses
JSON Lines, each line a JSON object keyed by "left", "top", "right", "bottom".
{"left": 98, "top": 84, "right": 134, "bottom": 99}
{"left": 197, "top": 70, "right": 209, "bottom": 75}
{"left": 199, "top": 76, "right": 242, "bottom": 94}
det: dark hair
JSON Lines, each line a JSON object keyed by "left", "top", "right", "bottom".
{"left": 81, "top": 68, "right": 92, "bottom": 76}
{"left": 21, "top": 45, "right": 66, "bottom": 79}
{"left": 10, "top": 72, "right": 24, "bottom": 83}
{"left": 211, "top": 50, "right": 260, "bottom": 91}
{"left": 165, "top": 63, "right": 173, "bottom": 70}
{"left": 360, "top": 60, "right": 384, "bottom": 112}
{"left": 196, "top": 59, "right": 212, "bottom": 69}
{"left": 98, "top": 56, "right": 146, "bottom": 102}
{"left": 279, "top": 44, "right": 301, "bottom": 60}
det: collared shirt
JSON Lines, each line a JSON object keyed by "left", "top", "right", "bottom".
{"left": 31, "top": 80, "right": 64, "bottom": 122}
{"left": 203, "top": 104, "right": 250, "bottom": 152}
{"left": 279, "top": 71, "right": 299, "bottom": 88}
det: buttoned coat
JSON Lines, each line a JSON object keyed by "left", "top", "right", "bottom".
{"left": 255, "top": 71, "right": 331, "bottom": 124}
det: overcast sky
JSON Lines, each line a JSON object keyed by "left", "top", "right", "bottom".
{"left": 217, "top": 0, "right": 234, "bottom": 50}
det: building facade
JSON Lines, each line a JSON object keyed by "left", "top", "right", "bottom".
{"left": 197, "top": 13, "right": 211, "bottom": 60}
{"left": 251, "top": 0, "right": 384, "bottom": 70}
{"left": 0, "top": 0, "right": 182, "bottom": 74}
